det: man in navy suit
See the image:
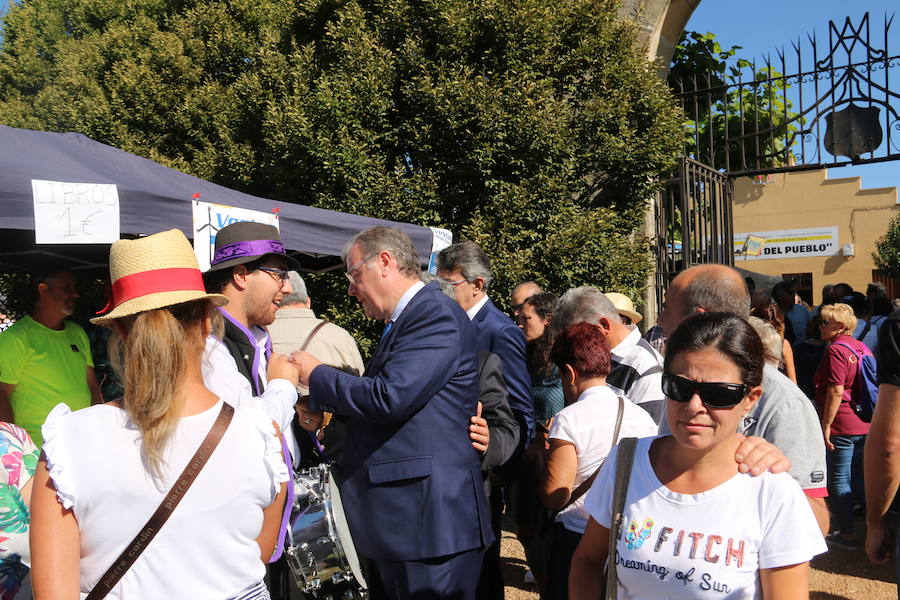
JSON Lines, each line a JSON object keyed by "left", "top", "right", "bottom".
{"left": 437, "top": 241, "right": 534, "bottom": 600}
{"left": 292, "top": 227, "right": 493, "bottom": 600}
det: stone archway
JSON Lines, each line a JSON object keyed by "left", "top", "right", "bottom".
{"left": 615, "top": 0, "right": 702, "bottom": 324}
{"left": 619, "top": 0, "right": 702, "bottom": 71}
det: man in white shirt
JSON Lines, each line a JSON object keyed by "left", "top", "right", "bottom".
{"left": 552, "top": 286, "right": 665, "bottom": 424}
{"left": 201, "top": 222, "right": 301, "bottom": 446}
{"left": 200, "top": 221, "right": 302, "bottom": 600}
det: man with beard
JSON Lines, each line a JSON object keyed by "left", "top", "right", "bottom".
{"left": 0, "top": 269, "right": 100, "bottom": 446}
{"left": 201, "top": 222, "right": 303, "bottom": 599}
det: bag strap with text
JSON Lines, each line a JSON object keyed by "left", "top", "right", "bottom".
{"left": 85, "top": 402, "right": 235, "bottom": 600}
{"left": 606, "top": 436, "right": 638, "bottom": 600}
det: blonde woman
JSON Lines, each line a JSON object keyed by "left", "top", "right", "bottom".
{"left": 30, "top": 230, "right": 288, "bottom": 599}
{"left": 814, "top": 302, "right": 871, "bottom": 550}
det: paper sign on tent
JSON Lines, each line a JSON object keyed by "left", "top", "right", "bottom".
{"left": 192, "top": 200, "right": 280, "bottom": 272}
{"left": 32, "top": 179, "right": 121, "bottom": 244}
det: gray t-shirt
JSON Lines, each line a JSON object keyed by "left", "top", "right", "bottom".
{"left": 740, "top": 365, "right": 827, "bottom": 493}
{"left": 659, "top": 364, "right": 827, "bottom": 493}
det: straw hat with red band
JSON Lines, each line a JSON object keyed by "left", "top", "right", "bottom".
{"left": 205, "top": 221, "right": 300, "bottom": 272}
{"left": 91, "top": 229, "right": 228, "bottom": 326}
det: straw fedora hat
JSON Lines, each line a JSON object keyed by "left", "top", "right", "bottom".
{"left": 604, "top": 292, "right": 642, "bottom": 324}
{"left": 91, "top": 229, "right": 227, "bottom": 326}
{"left": 206, "top": 221, "right": 299, "bottom": 272}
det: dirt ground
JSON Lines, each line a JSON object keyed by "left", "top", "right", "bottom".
{"left": 499, "top": 524, "right": 898, "bottom": 600}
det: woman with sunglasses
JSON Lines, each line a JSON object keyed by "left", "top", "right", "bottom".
{"left": 570, "top": 312, "right": 825, "bottom": 599}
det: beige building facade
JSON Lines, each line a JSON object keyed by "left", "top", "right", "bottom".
{"left": 732, "top": 169, "right": 899, "bottom": 304}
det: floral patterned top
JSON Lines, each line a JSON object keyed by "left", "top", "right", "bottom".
{"left": 0, "top": 423, "right": 38, "bottom": 600}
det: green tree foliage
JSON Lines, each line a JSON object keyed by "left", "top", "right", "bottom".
{"left": 0, "top": 0, "right": 681, "bottom": 351}
{"left": 669, "top": 31, "right": 802, "bottom": 173}
{"left": 873, "top": 212, "right": 900, "bottom": 278}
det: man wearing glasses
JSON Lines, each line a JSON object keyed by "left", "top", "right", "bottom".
{"left": 292, "top": 226, "right": 493, "bottom": 600}
{"left": 200, "top": 221, "right": 303, "bottom": 598}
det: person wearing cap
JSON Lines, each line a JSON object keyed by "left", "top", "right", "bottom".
{"left": 291, "top": 226, "right": 493, "bottom": 600}
{"left": 0, "top": 269, "right": 101, "bottom": 446}
{"left": 200, "top": 222, "right": 302, "bottom": 460}
{"left": 552, "top": 287, "right": 666, "bottom": 424}
{"left": 30, "top": 229, "right": 289, "bottom": 599}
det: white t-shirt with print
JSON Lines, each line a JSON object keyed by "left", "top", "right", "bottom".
{"left": 548, "top": 385, "right": 658, "bottom": 533}
{"left": 584, "top": 436, "right": 826, "bottom": 600}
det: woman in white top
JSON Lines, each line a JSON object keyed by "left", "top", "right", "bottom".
{"left": 570, "top": 312, "right": 826, "bottom": 600}
{"left": 30, "top": 229, "right": 289, "bottom": 599}
{"left": 541, "top": 322, "right": 657, "bottom": 600}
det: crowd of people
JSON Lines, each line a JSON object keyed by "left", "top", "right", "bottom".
{"left": 0, "top": 222, "right": 899, "bottom": 599}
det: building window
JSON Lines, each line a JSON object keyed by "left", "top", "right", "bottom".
{"left": 782, "top": 272, "right": 813, "bottom": 306}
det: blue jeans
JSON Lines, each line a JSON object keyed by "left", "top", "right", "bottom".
{"left": 826, "top": 434, "right": 867, "bottom": 535}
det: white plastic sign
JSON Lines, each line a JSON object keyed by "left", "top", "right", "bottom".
{"left": 427, "top": 227, "right": 454, "bottom": 273}
{"left": 733, "top": 226, "right": 839, "bottom": 260}
{"left": 192, "top": 200, "right": 280, "bottom": 271}
{"left": 32, "top": 179, "right": 120, "bottom": 244}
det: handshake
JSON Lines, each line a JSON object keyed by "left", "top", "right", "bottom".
{"left": 268, "top": 350, "right": 490, "bottom": 453}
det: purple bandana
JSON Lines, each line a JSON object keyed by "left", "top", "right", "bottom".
{"left": 211, "top": 239, "right": 286, "bottom": 266}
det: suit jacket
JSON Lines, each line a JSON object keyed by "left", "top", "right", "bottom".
{"left": 309, "top": 281, "right": 494, "bottom": 561}
{"left": 478, "top": 351, "right": 519, "bottom": 474}
{"left": 473, "top": 299, "right": 535, "bottom": 457}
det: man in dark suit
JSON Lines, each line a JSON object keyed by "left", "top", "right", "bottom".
{"left": 474, "top": 351, "right": 520, "bottom": 483}
{"left": 292, "top": 227, "right": 493, "bottom": 600}
{"left": 436, "top": 241, "right": 534, "bottom": 600}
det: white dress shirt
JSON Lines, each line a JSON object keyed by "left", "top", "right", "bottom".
{"left": 465, "top": 295, "right": 490, "bottom": 321}
{"left": 202, "top": 336, "right": 300, "bottom": 464}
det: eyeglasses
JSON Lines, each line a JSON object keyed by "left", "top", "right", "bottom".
{"left": 441, "top": 278, "right": 469, "bottom": 288}
{"left": 345, "top": 254, "right": 375, "bottom": 285}
{"left": 662, "top": 372, "right": 750, "bottom": 408}
{"left": 257, "top": 267, "right": 289, "bottom": 283}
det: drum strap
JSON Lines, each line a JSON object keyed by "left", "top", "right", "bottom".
{"left": 85, "top": 402, "right": 235, "bottom": 600}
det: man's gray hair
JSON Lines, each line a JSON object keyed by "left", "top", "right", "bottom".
{"left": 683, "top": 269, "right": 750, "bottom": 317}
{"left": 435, "top": 241, "right": 493, "bottom": 290}
{"left": 343, "top": 226, "right": 421, "bottom": 278}
{"left": 553, "top": 286, "right": 620, "bottom": 331}
{"left": 282, "top": 271, "right": 309, "bottom": 305}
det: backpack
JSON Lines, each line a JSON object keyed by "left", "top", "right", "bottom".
{"left": 834, "top": 341, "right": 880, "bottom": 422}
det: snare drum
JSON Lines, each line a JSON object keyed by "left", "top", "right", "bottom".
{"left": 285, "top": 464, "right": 367, "bottom": 597}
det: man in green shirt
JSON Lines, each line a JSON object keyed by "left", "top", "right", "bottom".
{"left": 0, "top": 270, "right": 100, "bottom": 446}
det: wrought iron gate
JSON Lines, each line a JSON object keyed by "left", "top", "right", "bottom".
{"left": 654, "top": 12, "right": 900, "bottom": 306}
{"left": 654, "top": 157, "right": 733, "bottom": 305}
{"left": 672, "top": 12, "right": 900, "bottom": 176}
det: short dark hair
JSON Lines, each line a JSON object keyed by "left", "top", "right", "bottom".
{"left": 202, "top": 258, "right": 264, "bottom": 293}
{"left": 436, "top": 241, "right": 493, "bottom": 289}
{"left": 664, "top": 312, "right": 764, "bottom": 388}
{"left": 771, "top": 280, "right": 795, "bottom": 301}
{"left": 550, "top": 322, "right": 612, "bottom": 379}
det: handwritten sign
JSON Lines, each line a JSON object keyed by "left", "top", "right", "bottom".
{"left": 192, "top": 200, "right": 280, "bottom": 271}
{"left": 32, "top": 179, "right": 120, "bottom": 244}
{"left": 733, "top": 227, "right": 839, "bottom": 260}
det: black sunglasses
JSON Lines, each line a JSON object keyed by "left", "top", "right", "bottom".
{"left": 662, "top": 373, "right": 750, "bottom": 408}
